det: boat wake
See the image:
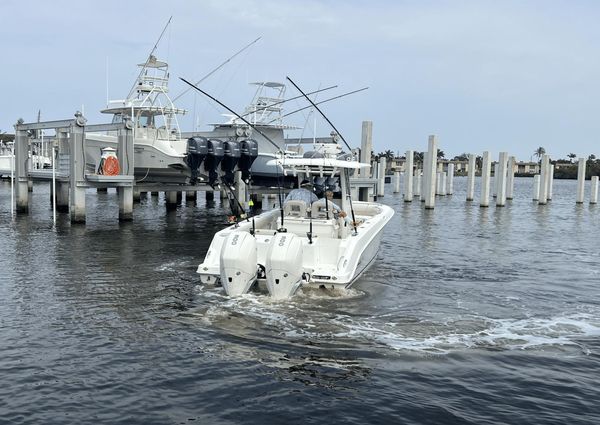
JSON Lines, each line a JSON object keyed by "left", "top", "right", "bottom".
{"left": 191, "top": 286, "right": 600, "bottom": 356}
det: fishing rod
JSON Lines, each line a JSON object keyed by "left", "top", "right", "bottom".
{"left": 238, "top": 85, "right": 337, "bottom": 119}
{"left": 179, "top": 77, "right": 288, "bottom": 229}
{"left": 172, "top": 36, "right": 262, "bottom": 102}
{"left": 127, "top": 16, "right": 173, "bottom": 99}
{"left": 286, "top": 76, "right": 354, "bottom": 153}
{"left": 270, "top": 87, "right": 369, "bottom": 124}
{"left": 286, "top": 76, "right": 359, "bottom": 234}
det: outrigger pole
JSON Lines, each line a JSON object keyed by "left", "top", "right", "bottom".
{"left": 179, "top": 77, "right": 288, "bottom": 229}
{"left": 286, "top": 76, "right": 359, "bottom": 235}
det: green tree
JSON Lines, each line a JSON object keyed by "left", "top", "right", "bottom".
{"left": 534, "top": 146, "right": 546, "bottom": 162}
{"left": 567, "top": 153, "right": 577, "bottom": 163}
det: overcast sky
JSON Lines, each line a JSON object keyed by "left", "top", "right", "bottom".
{"left": 1, "top": 0, "right": 599, "bottom": 160}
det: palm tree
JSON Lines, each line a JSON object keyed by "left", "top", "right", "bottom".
{"left": 567, "top": 153, "right": 577, "bottom": 163}
{"left": 437, "top": 150, "right": 445, "bottom": 159}
{"left": 534, "top": 147, "right": 546, "bottom": 162}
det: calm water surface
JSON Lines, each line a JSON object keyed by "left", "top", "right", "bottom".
{"left": 0, "top": 177, "right": 599, "bottom": 424}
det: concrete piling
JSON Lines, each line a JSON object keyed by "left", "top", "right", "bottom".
{"left": 591, "top": 176, "right": 599, "bottom": 204}
{"left": 377, "top": 158, "right": 386, "bottom": 197}
{"left": 532, "top": 175, "right": 540, "bottom": 201}
{"left": 496, "top": 152, "right": 508, "bottom": 207}
{"left": 547, "top": 163, "right": 554, "bottom": 201}
{"left": 466, "top": 154, "right": 476, "bottom": 201}
{"left": 69, "top": 121, "right": 86, "bottom": 224}
{"left": 359, "top": 121, "right": 372, "bottom": 178}
{"left": 413, "top": 170, "right": 421, "bottom": 198}
{"left": 446, "top": 163, "right": 454, "bottom": 195}
{"left": 424, "top": 135, "right": 437, "bottom": 209}
{"left": 393, "top": 171, "right": 400, "bottom": 194}
{"left": 15, "top": 128, "right": 29, "bottom": 213}
{"left": 493, "top": 163, "right": 499, "bottom": 198}
{"left": 117, "top": 126, "right": 134, "bottom": 221}
{"left": 538, "top": 154, "right": 549, "bottom": 205}
{"left": 436, "top": 172, "right": 443, "bottom": 195}
{"left": 506, "top": 156, "right": 515, "bottom": 200}
{"left": 576, "top": 158, "right": 586, "bottom": 204}
{"left": 166, "top": 191, "right": 178, "bottom": 210}
{"left": 404, "top": 150, "right": 414, "bottom": 201}
{"left": 480, "top": 151, "right": 491, "bottom": 208}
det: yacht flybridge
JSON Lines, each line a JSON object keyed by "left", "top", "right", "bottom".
{"left": 197, "top": 144, "right": 394, "bottom": 299}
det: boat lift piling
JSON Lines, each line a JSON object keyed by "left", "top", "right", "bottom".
{"left": 466, "top": 154, "right": 476, "bottom": 201}
{"left": 424, "top": 135, "right": 437, "bottom": 209}
{"left": 532, "top": 175, "right": 541, "bottom": 201}
{"left": 14, "top": 112, "right": 135, "bottom": 224}
{"left": 446, "top": 163, "right": 454, "bottom": 195}
{"left": 538, "top": 154, "right": 549, "bottom": 205}
{"left": 393, "top": 171, "right": 400, "bottom": 194}
{"left": 576, "top": 158, "right": 586, "bottom": 204}
{"left": 496, "top": 152, "right": 508, "bottom": 207}
{"left": 404, "top": 150, "right": 414, "bottom": 201}
{"left": 413, "top": 170, "right": 421, "bottom": 198}
{"left": 480, "top": 151, "right": 491, "bottom": 208}
{"left": 506, "top": 156, "right": 516, "bottom": 200}
{"left": 591, "top": 176, "right": 599, "bottom": 204}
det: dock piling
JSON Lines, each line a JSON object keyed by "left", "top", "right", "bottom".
{"left": 424, "top": 135, "right": 437, "bottom": 209}
{"left": 576, "top": 158, "right": 586, "bottom": 204}
{"left": 506, "top": 156, "right": 515, "bottom": 200}
{"left": 466, "top": 154, "right": 476, "bottom": 201}
{"left": 480, "top": 151, "right": 491, "bottom": 208}
{"left": 532, "top": 175, "right": 540, "bottom": 201}
{"left": 404, "top": 150, "right": 414, "bottom": 201}
{"left": 591, "top": 176, "right": 599, "bottom": 204}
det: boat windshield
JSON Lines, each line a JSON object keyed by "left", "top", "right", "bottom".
{"left": 284, "top": 188, "right": 318, "bottom": 205}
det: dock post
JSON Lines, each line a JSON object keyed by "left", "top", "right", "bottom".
{"left": 377, "top": 158, "right": 386, "bottom": 197}
{"left": 492, "top": 163, "right": 499, "bottom": 198}
{"left": 446, "top": 163, "right": 454, "bottom": 195}
{"left": 133, "top": 187, "right": 141, "bottom": 203}
{"left": 186, "top": 190, "right": 197, "bottom": 201}
{"left": 538, "top": 154, "right": 549, "bottom": 205}
{"left": 547, "top": 163, "right": 554, "bottom": 201}
{"left": 440, "top": 173, "right": 447, "bottom": 196}
{"left": 205, "top": 190, "right": 214, "bottom": 202}
{"left": 166, "top": 191, "right": 178, "bottom": 210}
{"left": 404, "top": 150, "right": 413, "bottom": 201}
{"left": 421, "top": 151, "right": 429, "bottom": 203}
{"left": 69, "top": 113, "right": 87, "bottom": 224}
{"left": 55, "top": 131, "right": 70, "bottom": 212}
{"left": 413, "top": 170, "right": 421, "bottom": 198}
{"left": 234, "top": 171, "right": 247, "bottom": 215}
{"left": 359, "top": 121, "right": 373, "bottom": 178}
{"left": 117, "top": 124, "right": 134, "bottom": 221}
{"left": 393, "top": 171, "right": 400, "bottom": 194}
{"left": 532, "top": 175, "right": 540, "bottom": 201}
{"left": 424, "top": 135, "right": 437, "bottom": 209}
{"left": 480, "top": 151, "right": 491, "bottom": 208}
{"left": 466, "top": 154, "right": 476, "bottom": 201}
{"left": 506, "top": 156, "right": 515, "bottom": 200}
{"left": 576, "top": 158, "right": 586, "bottom": 204}
{"left": 14, "top": 126, "right": 29, "bottom": 213}
{"left": 496, "top": 152, "right": 508, "bottom": 207}
{"left": 590, "top": 176, "right": 599, "bottom": 204}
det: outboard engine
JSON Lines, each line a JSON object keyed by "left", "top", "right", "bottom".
{"left": 238, "top": 139, "right": 258, "bottom": 181}
{"left": 204, "top": 139, "right": 224, "bottom": 186}
{"left": 219, "top": 231, "right": 258, "bottom": 296}
{"left": 221, "top": 140, "right": 241, "bottom": 185}
{"left": 265, "top": 233, "right": 303, "bottom": 299}
{"left": 186, "top": 137, "right": 208, "bottom": 185}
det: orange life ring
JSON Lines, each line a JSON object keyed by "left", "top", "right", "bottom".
{"left": 102, "top": 156, "right": 120, "bottom": 176}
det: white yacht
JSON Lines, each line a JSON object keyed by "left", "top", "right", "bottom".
{"left": 197, "top": 143, "right": 394, "bottom": 299}
{"left": 85, "top": 55, "right": 193, "bottom": 184}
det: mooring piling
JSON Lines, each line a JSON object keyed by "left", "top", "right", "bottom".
{"left": 590, "top": 176, "right": 599, "bottom": 204}
{"left": 393, "top": 171, "right": 400, "bottom": 194}
{"left": 466, "top": 154, "right": 476, "bottom": 201}
{"left": 404, "top": 150, "right": 414, "bottom": 201}
{"left": 496, "top": 152, "right": 508, "bottom": 207}
{"left": 532, "top": 175, "right": 540, "bottom": 201}
{"left": 446, "top": 163, "right": 454, "bottom": 195}
{"left": 480, "top": 151, "right": 491, "bottom": 208}
{"left": 414, "top": 170, "right": 421, "bottom": 198}
{"left": 424, "top": 135, "right": 437, "bottom": 209}
{"left": 506, "top": 156, "right": 516, "bottom": 200}
{"left": 576, "top": 158, "right": 586, "bottom": 204}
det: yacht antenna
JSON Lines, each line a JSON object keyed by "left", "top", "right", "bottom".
{"left": 173, "top": 36, "right": 262, "bottom": 102}
{"left": 127, "top": 16, "right": 173, "bottom": 98}
{"left": 238, "top": 85, "right": 337, "bottom": 119}
{"left": 267, "top": 87, "right": 369, "bottom": 124}
{"left": 179, "top": 77, "right": 287, "bottom": 229}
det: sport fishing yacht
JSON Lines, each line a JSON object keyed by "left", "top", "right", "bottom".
{"left": 196, "top": 143, "right": 394, "bottom": 299}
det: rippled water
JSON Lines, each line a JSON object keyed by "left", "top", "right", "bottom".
{"left": 1, "top": 177, "right": 599, "bottom": 424}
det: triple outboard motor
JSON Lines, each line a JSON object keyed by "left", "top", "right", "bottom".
{"left": 238, "top": 139, "right": 259, "bottom": 181}
{"left": 204, "top": 139, "right": 224, "bottom": 186}
{"left": 186, "top": 137, "right": 208, "bottom": 185}
{"left": 221, "top": 141, "right": 241, "bottom": 185}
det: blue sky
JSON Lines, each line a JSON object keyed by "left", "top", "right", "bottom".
{"left": 1, "top": 0, "right": 599, "bottom": 160}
